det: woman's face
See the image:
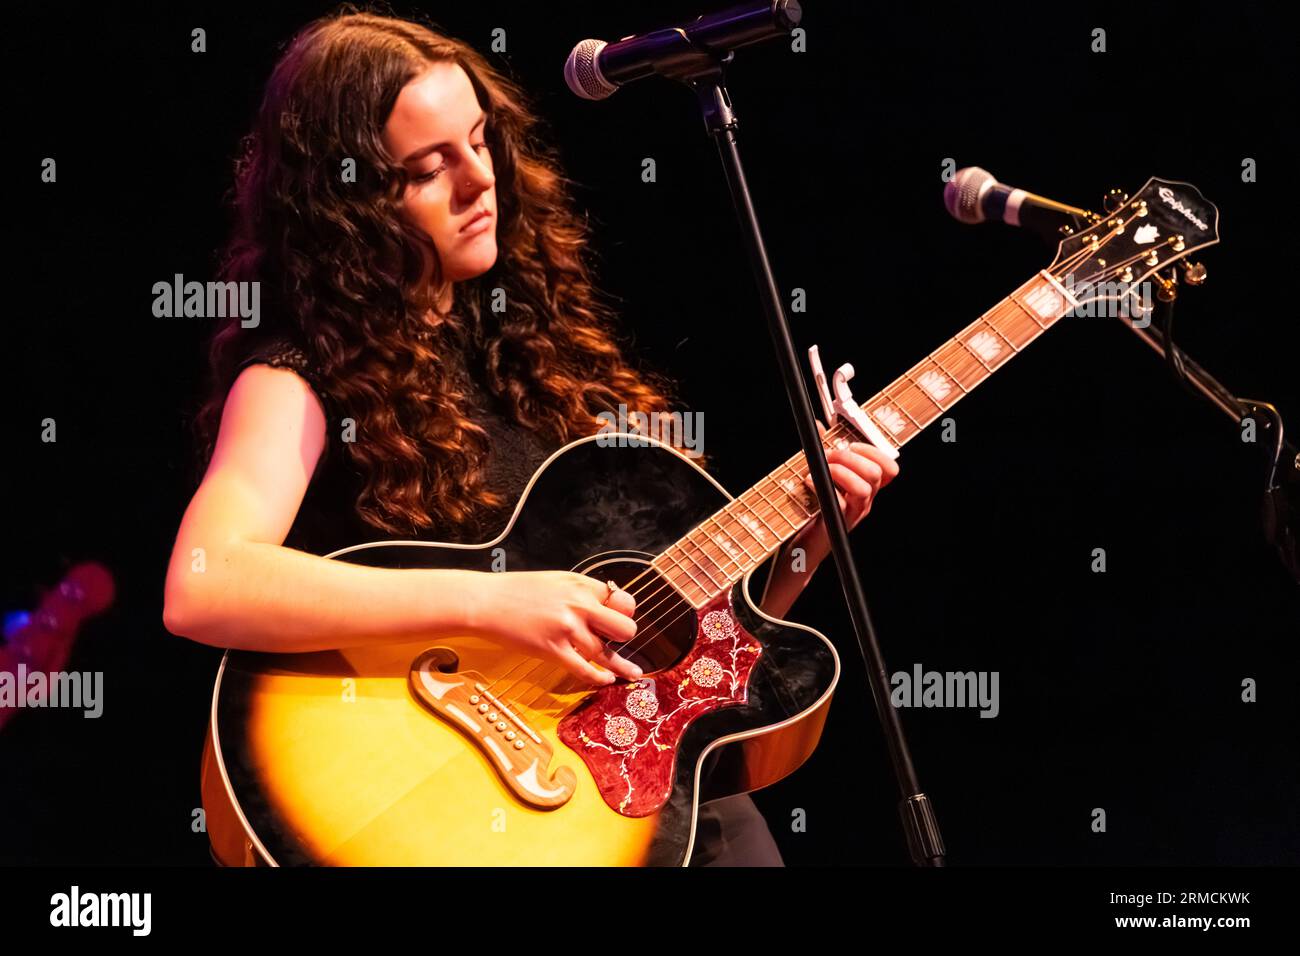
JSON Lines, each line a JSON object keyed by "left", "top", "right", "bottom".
{"left": 383, "top": 62, "right": 498, "bottom": 290}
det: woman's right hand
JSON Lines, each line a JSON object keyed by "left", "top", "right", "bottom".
{"left": 468, "top": 571, "right": 641, "bottom": 686}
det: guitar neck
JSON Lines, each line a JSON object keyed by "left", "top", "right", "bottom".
{"left": 651, "top": 270, "right": 1077, "bottom": 608}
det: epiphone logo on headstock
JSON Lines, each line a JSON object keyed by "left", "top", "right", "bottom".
{"left": 1156, "top": 186, "right": 1209, "bottom": 231}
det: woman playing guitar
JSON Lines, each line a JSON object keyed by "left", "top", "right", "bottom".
{"left": 163, "top": 11, "right": 897, "bottom": 866}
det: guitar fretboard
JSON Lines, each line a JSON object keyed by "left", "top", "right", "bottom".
{"left": 651, "top": 270, "right": 1077, "bottom": 608}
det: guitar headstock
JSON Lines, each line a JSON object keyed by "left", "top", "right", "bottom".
{"left": 1048, "top": 178, "right": 1219, "bottom": 319}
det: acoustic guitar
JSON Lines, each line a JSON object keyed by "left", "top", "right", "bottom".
{"left": 201, "top": 178, "right": 1218, "bottom": 865}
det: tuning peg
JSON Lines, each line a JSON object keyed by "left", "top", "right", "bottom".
{"left": 1156, "top": 268, "right": 1178, "bottom": 303}
{"left": 1180, "top": 261, "right": 1208, "bottom": 286}
{"left": 1103, "top": 188, "right": 1128, "bottom": 213}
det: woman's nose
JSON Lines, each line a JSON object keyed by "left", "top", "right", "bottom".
{"left": 462, "top": 151, "right": 495, "bottom": 192}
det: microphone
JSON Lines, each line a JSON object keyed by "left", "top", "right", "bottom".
{"left": 564, "top": 0, "right": 802, "bottom": 101}
{"left": 943, "top": 167, "right": 1093, "bottom": 238}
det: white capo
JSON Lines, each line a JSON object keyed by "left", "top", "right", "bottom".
{"left": 807, "top": 345, "right": 900, "bottom": 461}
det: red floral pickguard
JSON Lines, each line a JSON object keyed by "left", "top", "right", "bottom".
{"left": 556, "top": 593, "right": 763, "bottom": 817}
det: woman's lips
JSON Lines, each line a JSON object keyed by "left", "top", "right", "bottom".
{"left": 460, "top": 211, "right": 493, "bottom": 236}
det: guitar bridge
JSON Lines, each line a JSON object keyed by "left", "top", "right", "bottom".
{"left": 408, "top": 648, "right": 576, "bottom": 809}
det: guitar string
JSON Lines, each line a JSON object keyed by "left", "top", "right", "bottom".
{"left": 476, "top": 223, "right": 1149, "bottom": 714}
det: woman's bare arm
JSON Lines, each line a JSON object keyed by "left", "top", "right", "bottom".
{"left": 163, "top": 364, "right": 472, "bottom": 652}
{"left": 164, "top": 364, "right": 642, "bottom": 683}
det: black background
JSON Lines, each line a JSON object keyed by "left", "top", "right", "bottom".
{"left": 2, "top": 0, "right": 1297, "bottom": 868}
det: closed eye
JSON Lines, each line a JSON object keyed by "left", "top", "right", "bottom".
{"left": 414, "top": 142, "right": 490, "bottom": 183}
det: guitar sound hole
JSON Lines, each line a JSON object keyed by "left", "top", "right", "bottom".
{"left": 582, "top": 558, "right": 696, "bottom": 675}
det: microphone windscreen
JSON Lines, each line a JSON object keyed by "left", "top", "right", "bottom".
{"left": 944, "top": 167, "right": 997, "bottom": 224}
{"left": 564, "top": 39, "right": 616, "bottom": 100}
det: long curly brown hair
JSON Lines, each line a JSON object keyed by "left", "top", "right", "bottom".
{"left": 197, "top": 9, "right": 680, "bottom": 536}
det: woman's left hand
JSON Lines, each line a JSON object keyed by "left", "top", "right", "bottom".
{"left": 798, "top": 436, "right": 900, "bottom": 555}
{"left": 760, "top": 430, "right": 899, "bottom": 618}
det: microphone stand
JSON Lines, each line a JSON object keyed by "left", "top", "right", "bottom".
{"left": 644, "top": 29, "right": 946, "bottom": 864}
{"left": 1125, "top": 286, "right": 1300, "bottom": 583}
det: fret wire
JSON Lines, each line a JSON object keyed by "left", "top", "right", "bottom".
{"left": 703, "top": 516, "right": 749, "bottom": 574}
{"left": 930, "top": 348, "right": 977, "bottom": 398}
{"left": 650, "top": 556, "right": 688, "bottom": 595}
{"left": 967, "top": 312, "right": 1018, "bottom": 370}
{"left": 921, "top": 358, "right": 964, "bottom": 406}
{"left": 941, "top": 335, "right": 977, "bottom": 369}
{"left": 680, "top": 532, "right": 729, "bottom": 589}
{"left": 956, "top": 336, "right": 995, "bottom": 372}
{"left": 769, "top": 470, "right": 811, "bottom": 522}
{"left": 662, "top": 545, "right": 714, "bottom": 596}
{"left": 999, "top": 299, "right": 1060, "bottom": 349}
{"left": 729, "top": 485, "right": 802, "bottom": 557}
{"left": 1008, "top": 293, "right": 1051, "bottom": 329}
{"left": 780, "top": 450, "right": 863, "bottom": 520}
{"left": 759, "top": 470, "right": 806, "bottom": 522}
{"left": 752, "top": 481, "right": 800, "bottom": 533}
{"left": 980, "top": 316, "right": 1020, "bottom": 353}
{"left": 737, "top": 489, "right": 783, "bottom": 539}
{"left": 978, "top": 326, "right": 1014, "bottom": 368}
{"left": 949, "top": 342, "right": 990, "bottom": 385}
{"left": 993, "top": 297, "right": 1038, "bottom": 323}
{"left": 928, "top": 351, "right": 971, "bottom": 395}
{"left": 654, "top": 552, "right": 705, "bottom": 605}
{"left": 760, "top": 476, "right": 807, "bottom": 530}
{"left": 689, "top": 520, "right": 737, "bottom": 574}
{"left": 1013, "top": 306, "right": 1050, "bottom": 345}
{"left": 737, "top": 494, "right": 793, "bottom": 554}
{"left": 888, "top": 383, "right": 929, "bottom": 429}
{"left": 900, "top": 369, "right": 947, "bottom": 414}
{"left": 755, "top": 490, "right": 803, "bottom": 539}
{"left": 850, "top": 398, "right": 902, "bottom": 450}
{"left": 826, "top": 424, "right": 855, "bottom": 446}
{"left": 733, "top": 496, "right": 780, "bottom": 556}
{"left": 989, "top": 307, "right": 1038, "bottom": 348}
{"left": 1015, "top": 291, "right": 1063, "bottom": 325}
{"left": 668, "top": 543, "right": 717, "bottom": 595}
{"left": 879, "top": 385, "right": 923, "bottom": 431}
{"left": 777, "top": 463, "right": 815, "bottom": 518}
{"left": 925, "top": 350, "right": 989, "bottom": 418}
{"left": 763, "top": 468, "right": 810, "bottom": 521}
{"left": 930, "top": 348, "right": 977, "bottom": 416}
{"left": 714, "top": 502, "right": 765, "bottom": 561}
{"left": 744, "top": 477, "right": 800, "bottom": 541}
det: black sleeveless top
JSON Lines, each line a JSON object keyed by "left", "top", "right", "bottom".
{"left": 238, "top": 337, "right": 562, "bottom": 556}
